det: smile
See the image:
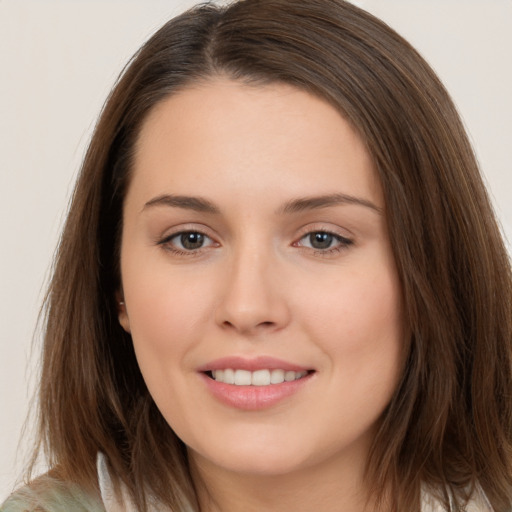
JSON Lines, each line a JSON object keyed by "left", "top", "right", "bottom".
{"left": 199, "top": 357, "right": 315, "bottom": 410}
{"left": 210, "top": 369, "right": 309, "bottom": 386}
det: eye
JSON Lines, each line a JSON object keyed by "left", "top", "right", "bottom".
{"left": 297, "top": 231, "right": 353, "bottom": 252}
{"left": 160, "top": 231, "right": 216, "bottom": 252}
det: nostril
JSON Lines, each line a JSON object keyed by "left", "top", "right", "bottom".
{"left": 222, "top": 320, "right": 274, "bottom": 328}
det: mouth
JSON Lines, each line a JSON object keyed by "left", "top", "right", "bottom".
{"left": 198, "top": 356, "right": 315, "bottom": 409}
{"left": 205, "top": 368, "right": 314, "bottom": 386}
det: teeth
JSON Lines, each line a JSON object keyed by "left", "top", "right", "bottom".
{"left": 270, "top": 369, "right": 285, "bottom": 384}
{"left": 234, "top": 369, "right": 252, "bottom": 386}
{"left": 285, "top": 371, "right": 296, "bottom": 382}
{"left": 223, "top": 368, "right": 234, "bottom": 384}
{"left": 211, "top": 369, "right": 308, "bottom": 386}
{"left": 251, "top": 369, "right": 270, "bottom": 386}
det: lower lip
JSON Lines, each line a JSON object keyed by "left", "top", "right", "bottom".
{"left": 200, "top": 372, "right": 313, "bottom": 411}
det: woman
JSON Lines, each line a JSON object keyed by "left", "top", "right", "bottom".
{"left": 2, "top": 0, "right": 511, "bottom": 511}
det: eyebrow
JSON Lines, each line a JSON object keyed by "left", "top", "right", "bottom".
{"left": 143, "top": 194, "right": 220, "bottom": 214}
{"left": 142, "top": 192, "right": 381, "bottom": 215}
{"left": 278, "top": 193, "right": 382, "bottom": 215}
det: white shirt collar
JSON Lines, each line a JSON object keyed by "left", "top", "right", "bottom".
{"left": 97, "top": 452, "right": 139, "bottom": 512}
{"left": 97, "top": 452, "right": 493, "bottom": 512}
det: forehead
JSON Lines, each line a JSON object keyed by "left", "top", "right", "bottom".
{"left": 129, "top": 78, "right": 382, "bottom": 209}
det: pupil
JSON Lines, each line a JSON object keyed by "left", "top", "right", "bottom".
{"left": 181, "top": 232, "right": 204, "bottom": 250}
{"left": 310, "top": 232, "right": 333, "bottom": 249}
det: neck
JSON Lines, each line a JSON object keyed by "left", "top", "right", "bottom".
{"left": 189, "top": 450, "right": 380, "bottom": 512}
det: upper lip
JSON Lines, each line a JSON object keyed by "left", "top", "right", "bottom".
{"left": 197, "top": 356, "right": 312, "bottom": 373}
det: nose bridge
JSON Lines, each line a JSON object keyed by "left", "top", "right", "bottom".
{"left": 216, "top": 236, "right": 288, "bottom": 334}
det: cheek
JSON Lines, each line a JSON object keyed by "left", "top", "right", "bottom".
{"left": 299, "top": 262, "right": 404, "bottom": 384}
{"left": 305, "top": 267, "right": 401, "bottom": 339}
{"left": 123, "top": 273, "right": 210, "bottom": 423}
{"left": 121, "top": 260, "right": 210, "bottom": 371}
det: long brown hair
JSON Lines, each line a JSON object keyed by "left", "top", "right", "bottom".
{"left": 29, "top": 0, "right": 512, "bottom": 510}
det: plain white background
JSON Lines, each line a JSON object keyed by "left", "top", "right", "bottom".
{"left": 1, "top": 0, "right": 511, "bottom": 499}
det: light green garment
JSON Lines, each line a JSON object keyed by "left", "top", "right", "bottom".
{"left": 1, "top": 453, "right": 494, "bottom": 512}
{"left": 0, "top": 476, "right": 105, "bottom": 512}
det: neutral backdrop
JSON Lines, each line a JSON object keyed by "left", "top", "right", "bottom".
{"left": 1, "top": 0, "right": 511, "bottom": 499}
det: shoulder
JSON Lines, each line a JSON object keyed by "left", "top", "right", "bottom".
{"left": 1, "top": 474, "right": 105, "bottom": 512}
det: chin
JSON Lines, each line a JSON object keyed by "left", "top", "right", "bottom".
{"left": 188, "top": 434, "right": 324, "bottom": 478}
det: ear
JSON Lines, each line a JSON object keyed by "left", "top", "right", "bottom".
{"left": 116, "top": 291, "right": 131, "bottom": 333}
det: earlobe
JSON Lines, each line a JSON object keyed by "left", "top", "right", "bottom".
{"left": 116, "top": 293, "right": 131, "bottom": 333}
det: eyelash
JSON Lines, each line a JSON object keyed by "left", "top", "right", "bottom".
{"left": 294, "top": 230, "right": 354, "bottom": 255}
{"left": 157, "top": 229, "right": 354, "bottom": 256}
{"left": 157, "top": 230, "right": 217, "bottom": 256}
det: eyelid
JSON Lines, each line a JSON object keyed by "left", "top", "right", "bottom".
{"left": 292, "top": 224, "right": 354, "bottom": 254}
{"left": 294, "top": 222, "right": 354, "bottom": 241}
{"left": 156, "top": 223, "right": 216, "bottom": 242}
{"left": 167, "top": 231, "right": 216, "bottom": 248}
{"left": 296, "top": 231, "right": 352, "bottom": 247}
{"left": 156, "top": 224, "right": 220, "bottom": 255}
{"left": 154, "top": 222, "right": 354, "bottom": 256}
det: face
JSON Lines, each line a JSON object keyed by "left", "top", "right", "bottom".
{"left": 119, "top": 79, "right": 403, "bottom": 481}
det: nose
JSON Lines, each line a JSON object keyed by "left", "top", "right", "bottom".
{"left": 215, "top": 245, "right": 291, "bottom": 336}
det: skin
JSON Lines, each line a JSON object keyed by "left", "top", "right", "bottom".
{"left": 118, "top": 78, "right": 403, "bottom": 512}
